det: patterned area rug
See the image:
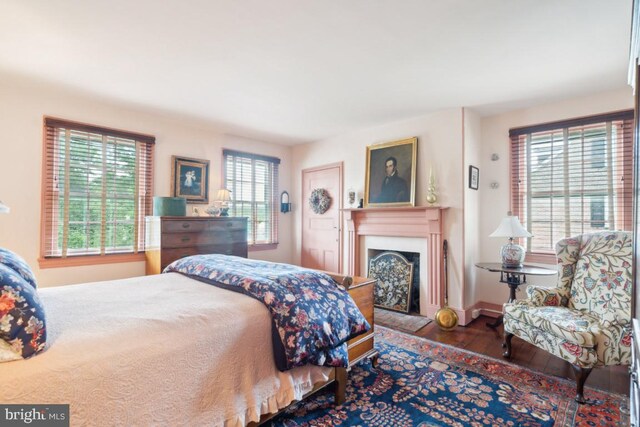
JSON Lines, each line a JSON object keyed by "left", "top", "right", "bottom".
{"left": 271, "top": 326, "right": 628, "bottom": 426}
{"left": 374, "top": 307, "right": 431, "bottom": 333}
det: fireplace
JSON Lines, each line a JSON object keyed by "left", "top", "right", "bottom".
{"left": 367, "top": 249, "right": 420, "bottom": 313}
{"left": 344, "top": 206, "right": 446, "bottom": 317}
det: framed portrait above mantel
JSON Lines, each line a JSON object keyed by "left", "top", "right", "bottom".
{"left": 171, "top": 155, "right": 210, "bottom": 204}
{"left": 364, "top": 137, "right": 417, "bottom": 208}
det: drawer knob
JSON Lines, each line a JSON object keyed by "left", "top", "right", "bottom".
{"left": 182, "top": 223, "right": 190, "bottom": 229}
{"left": 226, "top": 222, "right": 233, "bottom": 227}
{"left": 181, "top": 236, "right": 191, "bottom": 242}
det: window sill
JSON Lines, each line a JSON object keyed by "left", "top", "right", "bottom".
{"left": 38, "top": 253, "right": 146, "bottom": 269}
{"left": 249, "top": 243, "right": 278, "bottom": 252}
{"left": 525, "top": 252, "right": 557, "bottom": 265}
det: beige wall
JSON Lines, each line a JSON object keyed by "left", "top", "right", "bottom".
{"left": 292, "top": 108, "right": 467, "bottom": 311}
{"left": 475, "top": 88, "right": 633, "bottom": 308}
{"left": 0, "top": 73, "right": 293, "bottom": 287}
{"left": 463, "top": 108, "right": 482, "bottom": 311}
{"left": 0, "top": 70, "right": 631, "bottom": 312}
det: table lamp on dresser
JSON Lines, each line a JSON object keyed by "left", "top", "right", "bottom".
{"left": 215, "top": 189, "right": 232, "bottom": 216}
{"left": 489, "top": 212, "right": 532, "bottom": 268}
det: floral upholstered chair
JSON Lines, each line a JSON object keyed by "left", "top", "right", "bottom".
{"left": 502, "top": 231, "right": 632, "bottom": 403}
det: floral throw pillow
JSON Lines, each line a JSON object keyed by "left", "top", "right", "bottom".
{"left": 0, "top": 248, "right": 37, "bottom": 289}
{"left": 0, "top": 264, "right": 46, "bottom": 362}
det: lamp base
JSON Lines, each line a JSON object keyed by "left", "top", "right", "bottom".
{"left": 220, "top": 207, "right": 229, "bottom": 217}
{"left": 500, "top": 241, "right": 526, "bottom": 269}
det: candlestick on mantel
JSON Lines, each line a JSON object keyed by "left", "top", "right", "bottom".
{"left": 426, "top": 167, "right": 438, "bottom": 206}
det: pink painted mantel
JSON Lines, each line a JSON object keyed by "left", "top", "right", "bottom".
{"left": 343, "top": 206, "right": 447, "bottom": 318}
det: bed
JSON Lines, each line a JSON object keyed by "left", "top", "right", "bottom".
{"left": 0, "top": 261, "right": 375, "bottom": 426}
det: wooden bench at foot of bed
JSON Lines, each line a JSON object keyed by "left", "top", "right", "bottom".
{"left": 252, "top": 273, "right": 377, "bottom": 426}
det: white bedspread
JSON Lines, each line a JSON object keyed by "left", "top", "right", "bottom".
{"left": 0, "top": 273, "right": 332, "bottom": 426}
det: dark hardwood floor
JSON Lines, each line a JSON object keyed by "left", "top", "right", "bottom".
{"left": 391, "top": 314, "right": 630, "bottom": 396}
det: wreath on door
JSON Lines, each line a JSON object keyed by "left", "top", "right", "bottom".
{"left": 309, "top": 188, "right": 332, "bottom": 214}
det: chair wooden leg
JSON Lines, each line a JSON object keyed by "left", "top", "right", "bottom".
{"left": 571, "top": 365, "right": 593, "bottom": 404}
{"left": 503, "top": 333, "right": 513, "bottom": 358}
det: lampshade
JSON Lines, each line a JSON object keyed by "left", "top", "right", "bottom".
{"left": 0, "top": 200, "right": 10, "bottom": 214}
{"left": 490, "top": 212, "right": 532, "bottom": 269}
{"left": 215, "top": 189, "right": 232, "bottom": 202}
{"left": 215, "top": 189, "right": 232, "bottom": 217}
{"left": 489, "top": 215, "right": 532, "bottom": 238}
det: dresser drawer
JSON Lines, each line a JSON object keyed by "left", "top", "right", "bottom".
{"left": 202, "top": 242, "right": 248, "bottom": 257}
{"left": 162, "top": 230, "right": 247, "bottom": 248}
{"left": 160, "top": 243, "right": 248, "bottom": 268}
{"left": 208, "top": 219, "right": 247, "bottom": 232}
{"left": 161, "top": 246, "right": 202, "bottom": 268}
{"left": 162, "top": 220, "right": 209, "bottom": 233}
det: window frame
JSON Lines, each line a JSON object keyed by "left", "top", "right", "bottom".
{"left": 222, "top": 149, "right": 280, "bottom": 249}
{"left": 39, "top": 117, "right": 155, "bottom": 268}
{"left": 509, "top": 110, "right": 634, "bottom": 264}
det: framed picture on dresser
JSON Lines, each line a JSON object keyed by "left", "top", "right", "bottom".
{"left": 171, "top": 155, "right": 210, "bottom": 204}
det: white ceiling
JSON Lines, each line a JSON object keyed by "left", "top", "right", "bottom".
{"left": 0, "top": 0, "right": 632, "bottom": 144}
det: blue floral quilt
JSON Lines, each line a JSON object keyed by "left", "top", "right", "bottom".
{"left": 164, "top": 255, "right": 370, "bottom": 370}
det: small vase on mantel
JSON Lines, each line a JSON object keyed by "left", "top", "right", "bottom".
{"left": 426, "top": 169, "right": 438, "bottom": 206}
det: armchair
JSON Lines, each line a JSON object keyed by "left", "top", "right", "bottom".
{"left": 503, "top": 231, "right": 632, "bottom": 403}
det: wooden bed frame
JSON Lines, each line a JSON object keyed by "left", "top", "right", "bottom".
{"left": 251, "top": 272, "right": 377, "bottom": 426}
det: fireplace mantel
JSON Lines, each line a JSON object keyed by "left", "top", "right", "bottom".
{"left": 343, "top": 206, "right": 447, "bottom": 317}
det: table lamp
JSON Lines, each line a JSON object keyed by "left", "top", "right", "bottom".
{"left": 0, "top": 200, "right": 10, "bottom": 214}
{"left": 489, "top": 211, "right": 532, "bottom": 268}
{"left": 215, "top": 189, "right": 232, "bottom": 217}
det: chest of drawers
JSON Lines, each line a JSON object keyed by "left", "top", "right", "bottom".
{"left": 145, "top": 216, "right": 248, "bottom": 275}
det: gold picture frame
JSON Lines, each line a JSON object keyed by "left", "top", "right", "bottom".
{"left": 364, "top": 137, "right": 417, "bottom": 207}
{"left": 171, "top": 155, "right": 210, "bottom": 204}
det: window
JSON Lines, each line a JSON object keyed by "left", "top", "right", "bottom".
{"left": 41, "top": 118, "right": 154, "bottom": 265}
{"left": 590, "top": 197, "right": 606, "bottom": 229}
{"left": 510, "top": 110, "right": 633, "bottom": 261}
{"left": 223, "top": 149, "right": 279, "bottom": 247}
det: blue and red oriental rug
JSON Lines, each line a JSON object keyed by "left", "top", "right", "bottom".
{"left": 272, "top": 326, "right": 628, "bottom": 426}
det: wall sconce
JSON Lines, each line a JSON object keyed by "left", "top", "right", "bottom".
{"left": 280, "top": 191, "right": 291, "bottom": 213}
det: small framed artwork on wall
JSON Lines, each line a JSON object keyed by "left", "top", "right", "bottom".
{"left": 469, "top": 165, "right": 479, "bottom": 190}
{"left": 171, "top": 155, "right": 210, "bottom": 203}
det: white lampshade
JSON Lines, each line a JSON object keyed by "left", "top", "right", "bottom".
{"left": 215, "top": 189, "right": 231, "bottom": 202}
{"left": 0, "top": 200, "right": 10, "bottom": 214}
{"left": 215, "top": 189, "right": 232, "bottom": 217}
{"left": 489, "top": 215, "right": 532, "bottom": 238}
{"left": 490, "top": 213, "right": 532, "bottom": 269}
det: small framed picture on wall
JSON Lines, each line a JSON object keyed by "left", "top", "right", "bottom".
{"left": 469, "top": 165, "right": 479, "bottom": 190}
{"left": 171, "top": 155, "right": 210, "bottom": 203}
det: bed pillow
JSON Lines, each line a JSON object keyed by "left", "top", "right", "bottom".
{"left": 0, "top": 263, "right": 46, "bottom": 362}
{"left": 0, "top": 247, "right": 37, "bottom": 289}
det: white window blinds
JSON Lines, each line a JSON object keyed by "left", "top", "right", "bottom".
{"left": 510, "top": 110, "right": 633, "bottom": 255}
{"left": 42, "top": 118, "right": 154, "bottom": 258}
{"left": 223, "top": 149, "right": 279, "bottom": 246}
